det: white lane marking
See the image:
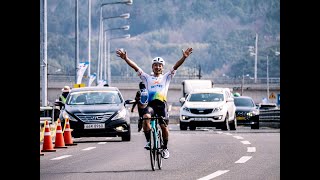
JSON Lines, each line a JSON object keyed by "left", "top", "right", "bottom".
{"left": 216, "top": 132, "right": 223, "bottom": 134}
{"left": 198, "top": 128, "right": 210, "bottom": 131}
{"left": 235, "top": 156, "right": 252, "bottom": 163}
{"left": 241, "top": 140, "right": 251, "bottom": 145}
{"left": 224, "top": 133, "right": 232, "bottom": 135}
{"left": 197, "top": 170, "right": 230, "bottom": 180}
{"left": 98, "top": 142, "right": 107, "bottom": 144}
{"left": 233, "top": 135, "right": 244, "bottom": 139}
{"left": 82, "top": 147, "right": 96, "bottom": 151}
{"left": 247, "top": 147, "right": 256, "bottom": 152}
{"left": 51, "top": 155, "right": 72, "bottom": 160}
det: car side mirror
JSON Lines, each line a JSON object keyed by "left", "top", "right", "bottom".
{"left": 125, "top": 99, "right": 136, "bottom": 105}
{"left": 226, "top": 97, "right": 234, "bottom": 102}
{"left": 54, "top": 101, "right": 65, "bottom": 109}
{"left": 179, "top": 97, "right": 186, "bottom": 106}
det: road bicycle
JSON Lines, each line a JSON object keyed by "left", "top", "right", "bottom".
{"left": 142, "top": 115, "right": 166, "bottom": 171}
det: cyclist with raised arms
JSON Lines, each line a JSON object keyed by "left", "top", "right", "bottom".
{"left": 116, "top": 47, "right": 193, "bottom": 159}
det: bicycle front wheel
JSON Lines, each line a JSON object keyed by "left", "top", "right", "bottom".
{"left": 149, "top": 128, "right": 156, "bottom": 171}
{"left": 156, "top": 128, "right": 163, "bottom": 169}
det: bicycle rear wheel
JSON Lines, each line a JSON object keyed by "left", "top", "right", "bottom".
{"left": 156, "top": 128, "right": 163, "bottom": 169}
{"left": 149, "top": 128, "right": 156, "bottom": 171}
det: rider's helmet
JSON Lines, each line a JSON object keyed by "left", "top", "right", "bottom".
{"left": 138, "top": 82, "right": 148, "bottom": 105}
{"left": 152, "top": 57, "right": 165, "bottom": 66}
{"left": 233, "top": 92, "right": 241, "bottom": 97}
{"left": 61, "top": 86, "right": 71, "bottom": 93}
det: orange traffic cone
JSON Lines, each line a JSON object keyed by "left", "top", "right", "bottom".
{"left": 54, "top": 119, "right": 68, "bottom": 148}
{"left": 40, "top": 126, "right": 44, "bottom": 156}
{"left": 64, "top": 118, "right": 77, "bottom": 146}
{"left": 41, "top": 120, "right": 56, "bottom": 152}
{"left": 40, "top": 147, "right": 44, "bottom": 156}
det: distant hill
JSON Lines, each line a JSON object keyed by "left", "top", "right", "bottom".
{"left": 40, "top": 0, "right": 280, "bottom": 80}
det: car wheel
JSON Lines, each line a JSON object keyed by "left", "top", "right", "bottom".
{"left": 122, "top": 128, "right": 131, "bottom": 141}
{"left": 221, "top": 113, "right": 229, "bottom": 131}
{"left": 229, "top": 116, "right": 237, "bottom": 130}
{"left": 189, "top": 125, "right": 196, "bottom": 131}
{"left": 229, "top": 121, "right": 236, "bottom": 130}
{"left": 251, "top": 122, "right": 259, "bottom": 129}
{"left": 180, "top": 121, "right": 188, "bottom": 130}
{"left": 122, "top": 133, "right": 131, "bottom": 141}
{"left": 72, "top": 131, "right": 80, "bottom": 138}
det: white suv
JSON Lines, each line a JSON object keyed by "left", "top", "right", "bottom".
{"left": 179, "top": 88, "right": 237, "bottom": 131}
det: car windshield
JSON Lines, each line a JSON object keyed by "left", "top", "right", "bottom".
{"left": 66, "top": 90, "right": 122, "bottom": 105}
{"left": 188, "top": 93, "right": 224, "bottom": 102}
{"left": 234, "top": 98, "right": 255, "bottom": 107}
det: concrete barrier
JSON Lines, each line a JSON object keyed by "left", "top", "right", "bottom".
{"left": 129, "top": 108, "right": 280, "bottom": 129}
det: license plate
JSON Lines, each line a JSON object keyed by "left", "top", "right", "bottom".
{"left": 236, "top": 117, "right": 245, "bottom": 120}
{"left": 84, "top": 123, "right": 105, "bottom": 129}
{"left": 194, "top": 118, "right": 209, "bottom": 121}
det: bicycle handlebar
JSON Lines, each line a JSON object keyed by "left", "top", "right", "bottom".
{"left": 140, "top": 116, "right": 167, "bottom": 127}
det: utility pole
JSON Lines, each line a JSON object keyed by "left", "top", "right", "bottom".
{"left": 87, "top": 0, "right": 91, "bottom": 79}
{"left": 248, "top": 33, "right": 258, "bottom": 83}
{"left": 75, "top": 0, "right": 79, "bottom": 84}
{"left": 267, "top": 55, "right": 269, "bottom": 102}
{"left": 41, "top": 0, "right": 48, "bottom": 106}
{"left": 197, "top": 64, "right": 202, "bottom": 79}
{"left": 254, "top": 33, "right": 258, "bottom": 83}
{"left": 241, "top": 70, "right": 244, "bottom": 96}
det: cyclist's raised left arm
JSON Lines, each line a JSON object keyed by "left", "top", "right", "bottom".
{"left": 116, "top": 49, "right": 140, "bottom": 72}
{"left": 173, "top": 47, "right": 193, "bottom": 70}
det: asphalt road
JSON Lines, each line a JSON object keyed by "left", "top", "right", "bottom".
{"left": 40, "top": 125, "right": 280, "bottom": 180}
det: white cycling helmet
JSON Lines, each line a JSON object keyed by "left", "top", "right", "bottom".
{"left": 152, "top": 57, "right": 165, "bottom": 66}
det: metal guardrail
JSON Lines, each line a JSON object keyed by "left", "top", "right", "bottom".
{"left": 40, "top": 106, "right": 55, "bottom": 125}
{"left": 259, "top": 109, "right": 280, "bottom": 122}
{"left": 41, "top": 75, "right": 280, "bottom": 85}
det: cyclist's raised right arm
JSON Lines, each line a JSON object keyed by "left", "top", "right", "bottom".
{"left": 116, "top": 49, "right": 139, "bottom": 72}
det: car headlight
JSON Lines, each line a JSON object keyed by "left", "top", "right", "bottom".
{"left": 213, "top": 106, "right": 223, "bottom": 112}
{"left": 112, "top": 108, "right": 127, "bottom": 120}
{"left": 182, "top": 107, "right": 190, "bottom": 112}
{"left": 62, "top": 111, "right": 69, "bottom": 119}
{"left": 247, "top": 110, "right": 259, "bottom": 116}
{"left": 62, "top": 111, "right": 77, "bottom": 121}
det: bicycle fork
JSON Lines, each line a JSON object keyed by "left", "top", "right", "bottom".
{"left": 150, "top": 120, "right": 158, "bottom": 149}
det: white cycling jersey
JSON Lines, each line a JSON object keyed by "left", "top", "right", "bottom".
{"left": 137, "top": 67, "right": 176, "bottom": 102}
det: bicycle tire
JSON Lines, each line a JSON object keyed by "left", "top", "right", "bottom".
{"left": 156, "top": 127, "right": 163, "bottom": 169}
{"left": 149, "top": 128, "right": 156, "bottom": 171}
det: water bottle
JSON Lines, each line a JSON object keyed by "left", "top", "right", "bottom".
{"left": 140, "top": 89, "right": 149, "bottom": 105}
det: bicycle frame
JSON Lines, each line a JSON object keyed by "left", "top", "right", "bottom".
{"left": 147, "top": 115, "right": 165, "bottom": 171}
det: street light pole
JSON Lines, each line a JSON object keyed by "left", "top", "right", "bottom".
{"left": 107, "top": 34, "right": 130, "bottom": 85}
{"left": 96, "top": 0, "right": 133, "bottom": 84}
{"left": 103, "top": 25, "right": 129, "bottom": 81}
{"left": 267, "top": 55, "right": 269, "bottom": 102}
{"left": 41, "top": 0, "right": 48, "bottom": 106}
{"left": 248, "top": 33, "right": 258, "bottom": 83}
{"left": 75, "top": 0, "right": 79, "bottom": 84}
{"left": 254, "top": 33, "right": 258, "bottom": 83}
{"left": 98, "top": 13, "right": 130, "bottom": 81}
{"left": 98, "top": 13, "right": 130, "bottom": 82}
{"left": 87, "top": 0, "right": 91, "bottom": 78}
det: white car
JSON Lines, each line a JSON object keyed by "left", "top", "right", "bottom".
{"left": 179, "top": 88, "right": 237, "bottom": 131}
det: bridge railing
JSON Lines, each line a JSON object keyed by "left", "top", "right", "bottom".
{"left": 42, "top": 75, "right": 280, "bottom": 85}
{"left": 40, "top": 106, "right": 54, "bottom": 125}
{"left": 259, "top": 109, "right": 280, "bottom": 122}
